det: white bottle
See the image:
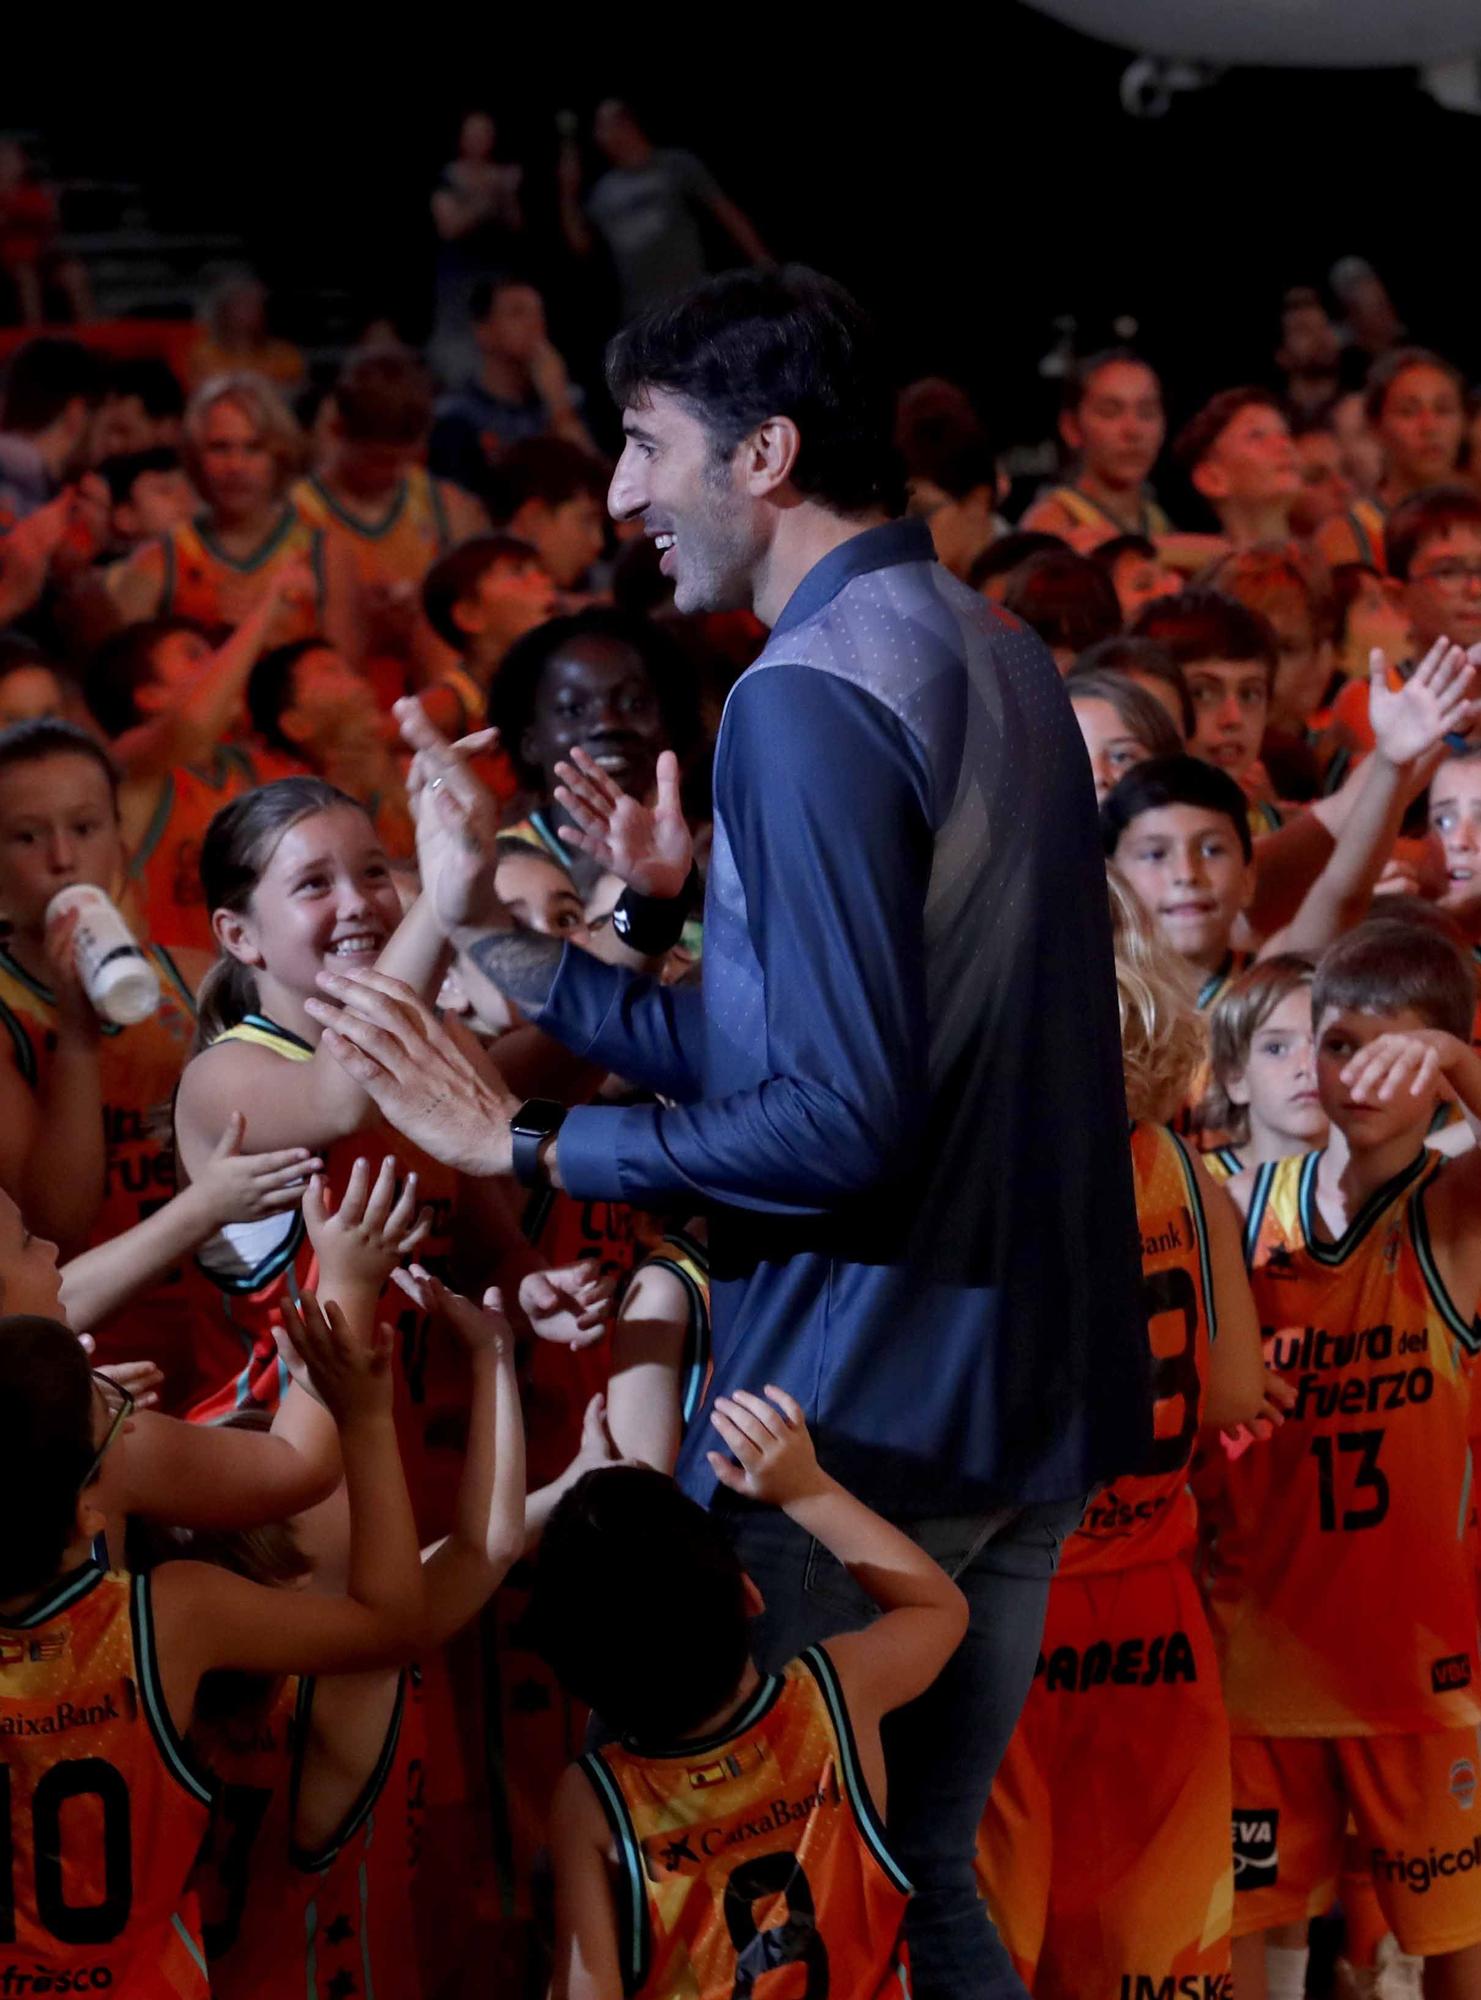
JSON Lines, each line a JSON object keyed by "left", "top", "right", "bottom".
{"left": 45, "top": 885, "right": 160, "bottom": 1027}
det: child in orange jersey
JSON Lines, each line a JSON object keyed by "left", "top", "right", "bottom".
{"left": 975, "top": 873, "right": 1270, "bottom": 2000}
{"left": 1201, "top": 956, "right": 1326, "bottom": 1181}
{"left": 0, "top": 1285, "right": 423, "bottom": 1998}
{"left": 540, "top": 1399, "right": 968, "bottom": 2000}
{"left": 1213, "top": 919, "right": 1481, "bottom": 2000}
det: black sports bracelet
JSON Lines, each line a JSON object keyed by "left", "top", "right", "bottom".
{"left": 610, "top": 864, "right": 700, "bottom": 956}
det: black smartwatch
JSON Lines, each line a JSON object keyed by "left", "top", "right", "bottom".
{"left": 511, "top": 1099, "right": 568, "bottom": 1188}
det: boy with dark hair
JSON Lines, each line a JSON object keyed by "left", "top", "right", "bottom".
{"left": 293, "top": 347, "right": 487, "bottom": 699}
{"left": 539, "top": 1391, "right": 967, "bottom": 2000}
{"left": 1077, "top": 632, "right": 1192, "bottom": 736}
{"left": 1215, "top": 919, "right": 1481, "bottom": 2000}
{"left": 0, "top": 334, "right": 103, "bottom": 518}
{"left": 98, "top": 445, "right": 195, "bottom": 548}
{"left": 1002, "top": 547, "right": 1122, "bottom": 669}
{"left": 416, "top": 532, "right": 556, "bottom": 751}
{"left": 902, "top": 427, "right": 1006, "bottom": 582}
{"left": 1090, "top": 530, "right": 1181, "bottom": 623}
{"left": 485, "top": 436, "right": 610, "bottom": 593}
{"left": 1173, "top": 386, "right": 1301, "bottom": 550}
{"left": 967, "top": 529, "right": 1066, "bottom": 599}
{"left": 1021, "top": 349, "right": 1171, "bottom": 546}
{"left": 1132, "top": 586, "right": 1279, "bottom": 801}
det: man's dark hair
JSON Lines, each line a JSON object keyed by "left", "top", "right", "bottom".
{"left": 1385, "top": 483, "right": 1481, "bottom": 584}
{"left": 1075, "top": 635, "right": 1192, "bottom": 736}
{"left": 0, "top": 717, "right": 118, "bottom": 803}
{"left": 420, "top": 533, "right": 542, "bottom": 650}
{"left": 606, "top": 265, "right": 904, "bottom": 517}
{"left": 1313, "top": 917, "right": 1475, "bottom": 1045}
{"left": 966, "top": 530, "right": 1066, "bottom": 593}
{"left": 488, "top": 607, "right": 700, "bottom": 789}
{"left": 332, "top": 348, "right": 434, "bottom": 447}
{"left": 98, "top": 445, "right": 184, "bottom": 507}
{"left": 1002, "top": 549, "right": 1122, "bottom": 655}
{"left": 1, "top": 337, "right": 105, "bottom": 434}
{"left": 530, "top": 1466, "right": 750, "bottom": 1741}
{"left": 1173, "top": 386, "right": 1285, "bottom": 474}
{"left": 83, "top": 618, "right": 204, "bottom": 739}
{"left": 1101, "top": 752, "right": 1253, "bottom": 863}
{"left": 1130, "top": 587, "right": 1278, "bottom": 689}
{"left": 469, "top": 273, "right": 542, "bottom": 324}
{"left": 484, "top": 437, "right": 610, "bottom": 526}
{"left": 108, "top": 355, "right": 186, "bottom": 421}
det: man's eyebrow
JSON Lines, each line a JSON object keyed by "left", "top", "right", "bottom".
{"left": 622, "top": 418, "right": 657, "bottom": 443}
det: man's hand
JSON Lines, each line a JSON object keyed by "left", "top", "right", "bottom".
{"left": 707, "top": 1386, "right": 827, "bottom": 1506}
{"left": 553, "top": 746, "right": 693, "bottom": 899}
{"left": 1369, "top": 639, "right": 1477, "bottom": 770}
{"left": 518, "top": 1260, "right": 615, "bottom": 1350}
{"left": 1340, "top": 1027, "right": 1468, "bottom": 1106}
{"left": 307, "top": 967, "right": 521, "bottom": 1176}
{"left": 396, "top": 698, "right": 507, "bottom": 932}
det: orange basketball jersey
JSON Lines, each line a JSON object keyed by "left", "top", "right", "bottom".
{"left": 0, "top": 1566, "right": 213, "bottom": 1996}
{"left": 157, "top": 508, "right": 325, "bottom": 640}
{"left": 1062, "top": 1122, "right": 1215, "bottom": 1577}
{"left": 1206, "top": 1147, "right": 1481, "bottom": 1736}
{"left": 292, "top": 466, "right": 453, "bottom": 598}
{"left": 582, "top": 1648, "right": 912, "bottom": 2000}
{"left": 192, "top": 1670, "right": 424, "bottom": 2000}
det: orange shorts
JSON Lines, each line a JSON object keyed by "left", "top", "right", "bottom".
{"left": 1232, "top": 1729, "right": 1481, "bottom": 1956}
{"left": 978, "top": 1559, "right": 1234, "bottom": 2000}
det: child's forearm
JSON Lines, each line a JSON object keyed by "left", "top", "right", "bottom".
{"left": 342, "top": 1403, "right": 423, "bottom": 1633}
{"left": 27, "top": 1039, "right": 105, "bottom": 1249}
{"left": 783, "top": 1475, "right": 965, "bottom": 1618}
{"left": 424, "top": 1344, "right": 525, "bottom": 1639}
{"left": 1445, "top": 1045, "right": 1481, "bottom": 1123}
{"left": 60, "top": 1180, "right": 220, "bottom": 1330}
{"left": 1281, "top": 751, "right": 1405, "bottom": 952}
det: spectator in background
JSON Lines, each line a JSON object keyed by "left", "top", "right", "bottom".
{"left": 1174, "top": 386, "right": 1301, "bottom": 551}
{"left": 0, "top": 139, "right": 91, "bottom": 327}
{"left": 89, "top": 357, "right": 186, "bottom": 461}
{"left": 0, "top": 336, "right": 102, "bottom": 519}
{"left": 97, "top": 447, "right": 195, "bottom": 551}
{"left": 429, "top": 109, "right": 525, "bottom": 381}
{"left": 187, "top": 271, "right": 305, "bottom": 393}
{"left": 1091, "top": 533, "right": 1181, "bottom": 624}
{"left": 1021, "top": 350, "right": 1171, "bottom": 547}
{"left": 558, "top": 99, "right": 770, "bottom": 322}
{"left": 429, "top": 276, "right": 595, "bottom": 502}
{"left": 486, "top": 436, "right": 610, "bottom": 596}
{"left": 1289, "top": 414, "right": 1355, "bottom": 541}
{"left": 1001, "top": 547, "right": 1122, "bottom": 671}
{"left": 898, "top": 382, "right": 1007, "bottom": 583}
{"left": 1275, "top": 285, "right": 1343, "bottom": 422}
{"left": 1317, "top": 348, "right": 1466, "bottom": 572}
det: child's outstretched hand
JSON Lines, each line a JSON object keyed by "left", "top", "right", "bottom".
{"left": 518, "top": 1260, "right": 615, "bottom": 1350}
{"left": 1369, "top": 638, "right": 1477, "bottom": 770}
{"left": 278, "top": 1289, "right": 394, "bottom": 1426}
{"left": 304, "top": 1156, "right": 431, "bottom": 1298}
{"left": 83, "top": 1351, "right": 163, "bottom": 1412}
{"left": 1340, "top": 1027, "right": 1465, "bottom": 1106}
{"left": 192, "top": 1111, "right": 322, "bottom": 1228}
{"left": 391, "top": 1264, "right": 511, "bottom": 1357}
{"left": 708, "top": 1387, "right": 823, "bottom": 1506}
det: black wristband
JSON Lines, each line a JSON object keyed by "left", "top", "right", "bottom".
{"left": 610, "top": 864, "right": 699, "bottom": 956}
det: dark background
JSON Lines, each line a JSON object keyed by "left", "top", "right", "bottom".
{"left": 10, "top": 7, "right": 1480, "bottom": 447}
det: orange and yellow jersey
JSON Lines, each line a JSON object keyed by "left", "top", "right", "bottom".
{"left": 0, "top": 939, "right": 206, "bottom": 1388}
{"left": 1063, "top": 1123, "right": 1215, "bottom": 1577}
{"left": 292, "top": 465, "right": 453, "bottom": 596}
{"left": 126, "top": 743, "right": 308, "bottom": 956}
{"left": 192, "top": 1670, "right": 424, "bottom": 2000}
{"left": 0, "top": 1565, "right": 213, "bottom": 1996}
{"left": 185, "top": 1013, "right": 463, "bottom": 1530}
{"left": 157, "top": 508, "right": 324, "bottom": 640}
{"left": 627, "top": 1226, "right": 713, "bottom": 1434}
{"left": 1205, "top": 1147, "right": 1481, "bottom": 1736}
{"left": 1316, "top": 497, "right": 1389, "bottom": 575}
{"left": 1026, "top": 481, "right": 1172, "bottom": 545}
{"left": 582, "top": 1648, "right": 912, "bottom": 2000}
{"left": 1203, "top": 1144, "right": 1245, "bottom": 1185}
{"left": 1196, "top": 952, "right": 1253, "bottom": 1016}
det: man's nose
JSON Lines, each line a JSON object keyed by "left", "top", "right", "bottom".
{"left": 608, "top": 451, "right": 644, "bottom": 523}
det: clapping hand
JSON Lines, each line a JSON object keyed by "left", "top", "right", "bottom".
{"left": 395, "top": 698, "right": 506, "bottom": 931}
{"left": 553, "top": 746, "right": 692, "bottom": 900}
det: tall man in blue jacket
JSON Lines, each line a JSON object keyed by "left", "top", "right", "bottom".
{"left": 314, "top": 267, "right": 1150, "bottom": 1999}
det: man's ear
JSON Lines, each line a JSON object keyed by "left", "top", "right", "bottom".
{"left": 212, "top": 905, "right": 265, "bottom": 969}
{"left": 739, "top": 417, "right": 801, "bottom": 499}
{"left": 1059, "top": 409, "right": 1083, "bottom": 456}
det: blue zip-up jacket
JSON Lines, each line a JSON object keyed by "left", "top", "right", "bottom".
{"left": 539, "top": 518, "right": 1150, "bottom": 1517}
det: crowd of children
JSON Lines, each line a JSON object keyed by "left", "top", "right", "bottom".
{"left": 3, "top": 264, "right": 1481, "bottom": 2000}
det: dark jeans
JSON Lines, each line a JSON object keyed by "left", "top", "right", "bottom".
{"left": 725, "top": 1493, "right": 1086, "bottom": 2000}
